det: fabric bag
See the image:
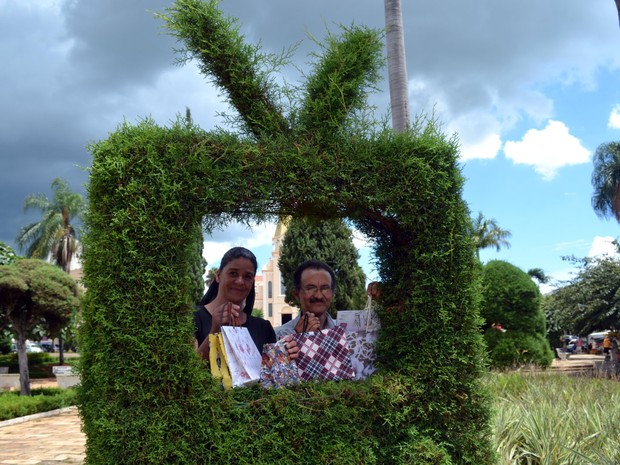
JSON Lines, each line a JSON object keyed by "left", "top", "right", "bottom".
{"left": 208, "top": 332, "right": 233, "bottom": 390}
{"left": 290, "top": 323, "right": 355, "bottom": 381}
{"left": 260, "top": 339, "right": 300, "bottom": 389}
{"left": 208, "top": 309, "right": 261, "bottom": 389}
{"left": 337, "top": 296, "right": 381, "bottom": 380}
{"left": 220, "top": 324, "right": 262, "bottom": 388}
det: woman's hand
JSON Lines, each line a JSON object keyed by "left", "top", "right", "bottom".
{"left": 283, "top": 335, "right": 299, "bottom": 360}
{"left": 210, "top": 302, "right": 241, "bottom": 333}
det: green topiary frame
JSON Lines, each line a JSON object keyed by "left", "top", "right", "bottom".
{"left": 77, "top": 1, "right": 494, "bottom": 464}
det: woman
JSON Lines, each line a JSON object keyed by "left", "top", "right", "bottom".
{"left": 194, "top": 246, "right": 298, "bottom": 360}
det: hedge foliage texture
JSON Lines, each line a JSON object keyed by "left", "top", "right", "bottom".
{"left": 77, "top": 1, "right": 494, "bottom": 463}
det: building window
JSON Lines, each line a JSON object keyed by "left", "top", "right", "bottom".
{"left": 268, "top": 281, "right": 273, "bottom": 299}
{"left": 268, "top": 303, "right": 273, "bottom": 317}
{"left": 280, "top": 279, "right": 286, "bottom": 295}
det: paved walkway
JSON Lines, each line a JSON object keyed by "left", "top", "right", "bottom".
{"left": 0, "top": 378, "right": 84, "bottom": 465}
{"left": 0, "top": 407, "right": 84, "bottom": 465}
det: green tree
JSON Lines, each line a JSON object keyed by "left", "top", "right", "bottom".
{"left": 16, "top": 177, "right": 85, "bottom": 272}
{"left": 471, "top": 211, "right": 512, "bottom": 259}
{"left": 544, "top": 255, "right": 620, "bottom": 337}
{"left": 278, "top": 217, "right": 367, "bottom": 315}
{"left": 527, "top": 267, "right": 550, "bottom": 284}
{"left": 480, "top": 260, "right": 553, "bottom": 368}
{"left": 592, "top": 141, "right": 620, "bottom": 222}
{"left": 0, "top": 259, "right": 79, "bottom": 395}
{"left": 0, "top": 242, "right": 17, "bottom": 266}
{"left": 384, "top": 0, "right": 409, "bottom": 132}
{"left": 15, "top": 177, "right": 85, "bottom": 363}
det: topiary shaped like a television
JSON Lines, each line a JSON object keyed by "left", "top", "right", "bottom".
{"left": 78, "top": 1, "right": 494, "bottom": 463}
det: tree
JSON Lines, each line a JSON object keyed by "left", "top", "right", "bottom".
{"left": 278, "top": 217, "right": 367, "bottom": 315}
{"left": 0, "top": 259, "right": 79, "bottom": 395}
{"left": 15, "top": 177, "right": 85, "bottom": 364}
{"left": 16, "top": 177, "right": 85, "bottom": 272}
{"left": 480, "top": 260, "right": 553, "bottom": 368}
{"left": 591, "top": 141, "right": 620, "bottom": 222}
{"left": 470, "top": 211, "right": 512, "bottom": 259}
{"left": 0, "top": 242, "right": 17, "bottom": 266}
{"left": 205, "top": 266, "right": 218, "bottom": 286}
{"left": 384, "top": 0, "right": 410, "bottom": 132}
{"left": 527, "top": 267, "right": 550, "bottom": 284}
{"left": 544, "top": 255, "right": 620, "bottom": 337}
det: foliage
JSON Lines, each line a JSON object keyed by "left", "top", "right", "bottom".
{"left": 0, "top": 329, "right": 11, "bottom": 354}
{"left": 278, "top": 217, "right": 367, "bottom": 314}
{"left": 544, "top": 255, "right": 620, "bottom": 337}
{"left": 470, "top": 212, "right": 511, "bottom": 259}
{"left": 0, "top": 352, "right": 60, "bottom": 378}
{"left": 77, "top": 1, "right": 494, "bottom": 464}
{"left": 488, "top": 372, "right": 620, "bottom": 464}
{"left": 480, "top": 260, "right": 553, "bottom": 368}
{"left": 15, "top": 177, "right": 85, "bottom": 271}
{"left": 591, "top": 141, "right": 620, "bottom": 222}
{"left": 0, "top": 259, "right": 79, "bottom": 394}
{"left": 0, "top": 242, "right": 17, "bottom": 266}
{"left": 0, "top": 387, "right": 77, "bottom": 421}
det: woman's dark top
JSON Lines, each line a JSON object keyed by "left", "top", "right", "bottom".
{"left": 193, "top": 306, "right": 277, "bottom": 353}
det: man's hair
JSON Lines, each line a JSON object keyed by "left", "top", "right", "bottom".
{"left": 293, "top": 260, "right": 336, "bottom": 291}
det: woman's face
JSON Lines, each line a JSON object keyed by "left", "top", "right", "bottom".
{"left": 216, "top": 257, "right": 256, "bottom": 305}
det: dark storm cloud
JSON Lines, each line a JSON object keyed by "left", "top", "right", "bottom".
{"left": 0, "top": 0, "right": 618, "bottom": 254}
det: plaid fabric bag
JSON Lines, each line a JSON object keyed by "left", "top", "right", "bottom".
{"left": 260, "top": 339, "right": 300, "bottom": 389}
{"left": 290, "top": 325, "right": 355, "bottom": 381}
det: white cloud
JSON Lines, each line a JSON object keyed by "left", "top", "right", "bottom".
{"left": 608, "top": 104, "right": 620, "bottom": 129}
{"left": 503, "top": 120, "right": 591, "bottom": 180}
{"left": 588, "top": 235, "right": 619, "bottom": 258}
{"left": 202, "top": 221, "right": 276, "bottom": 270}
{"left": 460, "top": 133, "right": 502, "bottom": 160}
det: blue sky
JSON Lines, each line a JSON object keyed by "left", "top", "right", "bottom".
{"left": 1, "top": 0, "right": 620, "bottom": 293}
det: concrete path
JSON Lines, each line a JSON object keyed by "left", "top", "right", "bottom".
{"left": 0, "top": 407, "right": 84, "bottom": 465}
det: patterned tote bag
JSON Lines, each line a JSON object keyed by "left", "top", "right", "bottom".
{"left": 290, "top": 322, "right": 355, "bottom": 381}
{"left": 337, "top": 296, "right": 381, "bottom": 380}
{"left": 260, "top": 339, "right": 300, "bottom": 389}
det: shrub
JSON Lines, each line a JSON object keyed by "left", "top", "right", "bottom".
{"left": 0, "top": 387, "right": 77, "bottom": 421}
{"left": 481, "top": 260, "right": 553, "bottom": 368}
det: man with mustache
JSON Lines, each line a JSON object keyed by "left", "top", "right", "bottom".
{"left": 275, "top": 260, "right": 337, "bottom": 338}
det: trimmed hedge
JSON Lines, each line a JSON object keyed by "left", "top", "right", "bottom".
{"left": 77, "top": 1, "right": 494, "bottom": 464}
{"left": 480, "top": 260, "right": 554, "bottom": 368}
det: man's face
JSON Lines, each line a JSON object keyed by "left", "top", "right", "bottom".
{"left": 294, "top": 268, "right": 334, "bottom": 317}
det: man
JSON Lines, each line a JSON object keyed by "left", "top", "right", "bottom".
{"left": 275, "top": 260, "right": 337, "bottom": 338}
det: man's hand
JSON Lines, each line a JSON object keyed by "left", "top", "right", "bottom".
{"left": 294, "top": 312, "right": 321, "bottom": 333}
{"left": 283, "top": 336, "right": 300, "bottom": 360}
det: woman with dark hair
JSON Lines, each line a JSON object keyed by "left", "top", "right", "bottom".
{"left": 194, "top": 247, "right": 298, "bottom": 360}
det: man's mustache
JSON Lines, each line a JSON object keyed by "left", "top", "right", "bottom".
{"left": 309, "top": 297, "right": 326, "bottom": 303}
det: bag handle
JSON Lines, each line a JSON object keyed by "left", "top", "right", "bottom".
{"left": 225, "top": 302, "right": 240, "bottom": 327}
{"left": 301, "top": 312, "right": 309, "bottom": 334}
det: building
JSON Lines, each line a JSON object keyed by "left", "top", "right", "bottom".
{"left": 254, "top": 220, "right": 299, "bottom": 328}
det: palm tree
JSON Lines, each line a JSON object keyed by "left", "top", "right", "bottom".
{"left": 15, "top": 177, "right": 85, "bottom": 364}
{"left": 384, "top": 0, "right": 410, "bottom": 132}
{"left": 471, "top": 212, "right": 512, "bottom": 259}
{"left": 16, "top": 177, "right": 85, "bottom": 271}
{"left": 591, "top": 141, "right": 620, "bottom": 222}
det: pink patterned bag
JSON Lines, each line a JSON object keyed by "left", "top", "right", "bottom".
{"left": 290, "top": 325, "right": 355, "bottom": 381}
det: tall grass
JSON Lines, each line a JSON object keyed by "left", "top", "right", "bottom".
{"left": 487, "top": 373, "right": 620, "bottom": 465}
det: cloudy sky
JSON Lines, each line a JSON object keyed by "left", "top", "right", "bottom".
{"left": 1, "top": 0, "right": 620, "bottom": 291}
